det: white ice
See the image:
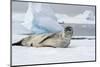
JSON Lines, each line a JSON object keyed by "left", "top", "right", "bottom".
{"left": 12, "top": 39, "right": 95, "bottom": 66}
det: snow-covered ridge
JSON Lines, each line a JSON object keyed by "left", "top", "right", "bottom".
{"left": 72, "top": 36, "right": 95, "bottom": 38}
{"left": 55, "top": 10, "right": 95, "bottom": 24}
{"left": 13, "top": 10, "right": 95, "bottom": 24}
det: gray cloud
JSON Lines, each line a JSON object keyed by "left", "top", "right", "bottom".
{"left": 12, "top": 1, "right": 95, "bottom": 16}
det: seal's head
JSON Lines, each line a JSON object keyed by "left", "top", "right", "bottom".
{"left": 64, "top": 26, "right": 73, "bottom": 37}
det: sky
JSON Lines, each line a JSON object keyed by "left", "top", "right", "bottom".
{"left": 12, "top": 1, "right": 95, "bottom": 16}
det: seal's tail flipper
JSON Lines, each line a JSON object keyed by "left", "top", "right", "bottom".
{"left": 12, "top": 40, "right": 23, "bottom": 46}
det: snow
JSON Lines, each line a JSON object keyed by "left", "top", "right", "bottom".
{"left": 12, "top": 39, "right": 95, "bottom": 66}
{"left": 72, "top": 36, "right": 95, "bottom": 39}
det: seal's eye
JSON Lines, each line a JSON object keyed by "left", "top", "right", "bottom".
{"left": 65, "top": 26, "right": 72, "bottom": 31}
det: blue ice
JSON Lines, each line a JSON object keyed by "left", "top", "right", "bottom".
{"left": 24, "top": 3, "right": 64, "bottom": 34}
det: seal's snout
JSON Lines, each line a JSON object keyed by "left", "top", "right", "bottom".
{"left": 65, "top": 26, "right": 73, "bottom": 31}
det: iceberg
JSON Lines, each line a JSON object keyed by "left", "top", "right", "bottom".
{"left": 22, "top": 3, "right": 34, "bottom": 31}
{"left": 22, "top": 3, "right": 64, "bottom": 34}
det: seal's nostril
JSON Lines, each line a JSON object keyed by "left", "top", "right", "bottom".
{"left": 67, "top": 28, "right": 71, "bottom": 31}
{"left": 31, "top": 44, "right": 32, "bottom": 46}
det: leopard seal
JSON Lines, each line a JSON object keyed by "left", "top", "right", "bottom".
{"left": 13, "top": 26, "right": 73, "bottom": 48}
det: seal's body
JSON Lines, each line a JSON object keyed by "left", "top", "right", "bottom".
{"left": 14, "top": 26, "right": 73, "bottom": 48}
